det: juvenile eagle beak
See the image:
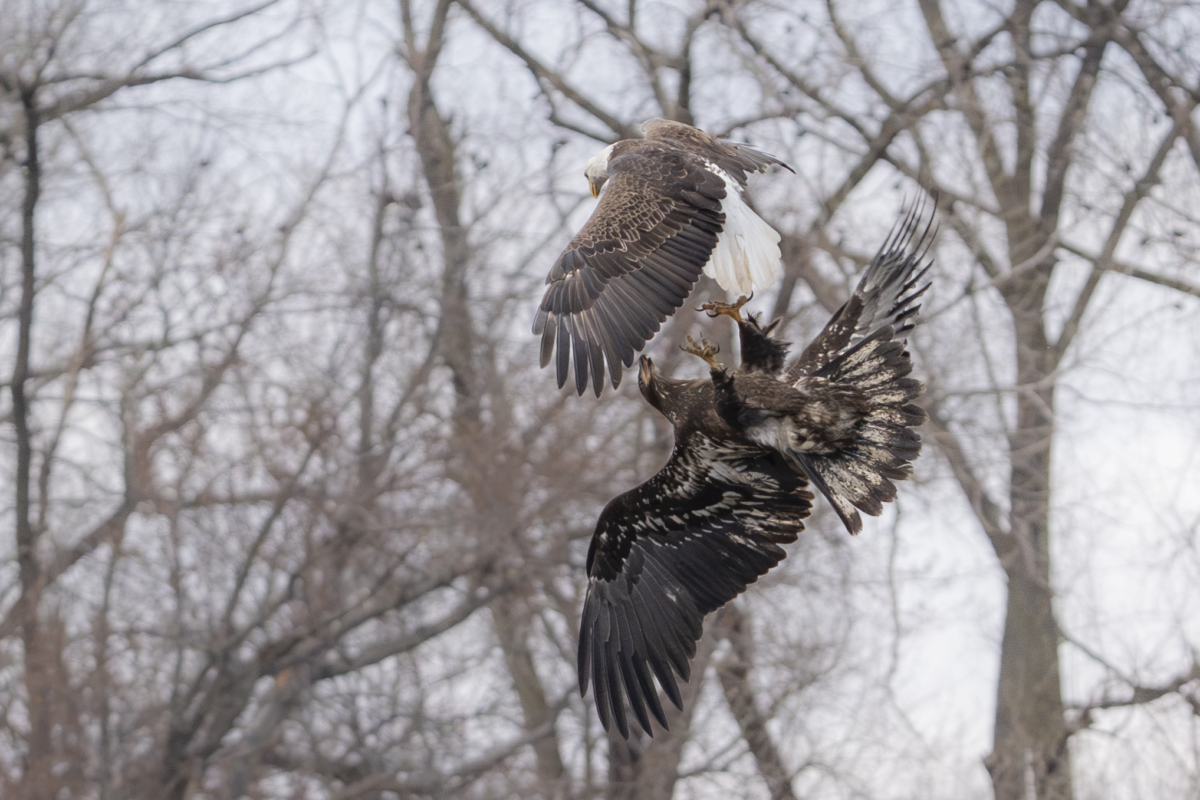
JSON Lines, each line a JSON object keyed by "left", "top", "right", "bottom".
{"left": 638, "top": 356, "right": 654, "bottom": 385}
{"left": 588, "top": 177, "right": 601, "bottom": 198}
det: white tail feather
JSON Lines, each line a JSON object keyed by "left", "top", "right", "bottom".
{"left": 702, "top": 167, "right": 782, "bottom": 296}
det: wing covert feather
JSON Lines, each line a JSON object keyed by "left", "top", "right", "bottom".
{"left": 535, "top": 151, "right": 725, "bottom": 396}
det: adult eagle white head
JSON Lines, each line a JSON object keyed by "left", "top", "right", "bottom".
{"left": 533, "top": 119, "right": 792, "bottom": 396}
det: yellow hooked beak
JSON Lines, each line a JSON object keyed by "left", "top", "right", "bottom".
{"left": 588, "top": 177, "right": 601, "bottom": 198}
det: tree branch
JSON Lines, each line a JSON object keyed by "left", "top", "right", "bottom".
{"left": 917, "top": 0, "right": 1010, "bottom": 201}
{"left": 1058, "top": 241, "right": 1200, "bottom": 298}
{"left": 1053, "top": 114, "right": 1183, "bottom": 357}
{"left": 1113, "top": 23, "right": 1200, "bottom": 174}
{"left": 457, "top": 0, "right": 636, "bottom": 140}
{"left": 923, "top": 397, "right": 1013, "bottom": 559}
{"left": 1040, "top": 25, "right": 1109, "bottom": 225}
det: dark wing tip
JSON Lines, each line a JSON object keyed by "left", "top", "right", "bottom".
{"left": 539, "top": 312, "right": 556, "bottom": 369}
{"left": 538, "top": 311, "right": 628, "bottom": 396}
{"left": 578, "top": 560, "right": 702, "bottom": 738}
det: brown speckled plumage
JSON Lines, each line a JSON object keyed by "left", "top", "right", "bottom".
{"left": 577, "top": 357, "right": 812, "bottom": 738}
{"left": 576, "top": 199, "right": 935, "bottom": 738}
{"left": 712, "top": 199, "right": 934, "bottom": 533}
{"left": 534, "top": 119, "right": 791, "bottom": 396}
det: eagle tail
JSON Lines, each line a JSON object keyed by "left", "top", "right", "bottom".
{"left": 786, "top": 197, "right": 934, "bottom": 382}
{"left": 790, "top": 327, "right": 925, "bottom": 535}
{"left": 704, "top": 180, "right": 781, "bottom": 296}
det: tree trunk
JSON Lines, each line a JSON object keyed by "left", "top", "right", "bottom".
{"left": 716, "top": 605, "right": 797, "bottom": 800}
{"left": 13, "top": 85, "right": 55, "bottom": 800}
{"left": 989, "top": 570, "right": 1071, "bottom": 800}
{"left": 492, "top": 595, "right": 567, "bottom": 799}
{"left": 986, "top": 261, "right": 1072, "bottom": 800}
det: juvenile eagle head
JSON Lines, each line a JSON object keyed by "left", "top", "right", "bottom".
{"left": 638, "top": 356, "right": 702, "bottom": 425}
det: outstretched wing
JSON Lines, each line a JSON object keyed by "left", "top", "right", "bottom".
{"left": 641, "top": 118, "right": 793, "bottom": 187}
{"left": 787, "top": 196, "right": 935, "bottom": 382}
{"left": 534, "top": 144, "right": 728, "bottom": 396}
{"left": 579, "top": 442, "right": 812, "bottom": 738}
{"left": 778, "top": 198, "right": 934, "bottom": 533}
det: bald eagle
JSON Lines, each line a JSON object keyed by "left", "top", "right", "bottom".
{"left": 534, "top": 119, "right": 792, "bottom": 396}
{"left": 577, "top": 201, "right": 933, "bottom": 738}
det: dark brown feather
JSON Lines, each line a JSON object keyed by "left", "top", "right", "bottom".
{"left": 709, "top": 198, "right": 935, "bottom": 535}
{"left": 535, "top": 121, "right": 790, "bottom": 396}
{"left": 578, "top": 366, "right": 812, "bottom": 738}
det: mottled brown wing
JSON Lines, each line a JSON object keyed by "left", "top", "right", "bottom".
{"left": 641, "top": 118, "right": 793, "bottom": 188}
{"left": 578, "top": 445, "right": 812, "bottom": 738}
{"left": 534, "top": 145, "right": 728, "bottom": 396}
{"left": 768, "top": 198, "right": 934, "bottom": 535}
{"left": 786, "top": 197, "right": 935, "bottom": 382}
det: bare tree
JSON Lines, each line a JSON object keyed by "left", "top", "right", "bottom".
{"left": 0, "top": 3, "right": 312, "bottom": 796}
{"left": 465, "top": 1, "right": 1200, "bottom": 798}
{"left": 0, "top": 1, "right": 530, "bottom": 797}
{"left": 2, "top": 1, "right": 1198, "bottom": 798}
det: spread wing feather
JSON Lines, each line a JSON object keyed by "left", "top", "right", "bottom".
{"left": 792, "top": 328, "right": 926, "bottom": 533}
{"left": 579, "top": 443, "right": 812, "bottom": 737}
{"left": 787, "top": 196, "right": 935, "bottom": 382}
{"left": 772, "top": 198, "right": 933, "bottom": 533}
{"left": 705, "top": 198, "right": 934, "bottom": 536}
{"left": 535, "top": 160, "right": 725, "bottom": 396}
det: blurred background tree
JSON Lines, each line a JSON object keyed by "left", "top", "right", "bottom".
{"left": 1, "top": 1, "right": 1198, "bottom": 798}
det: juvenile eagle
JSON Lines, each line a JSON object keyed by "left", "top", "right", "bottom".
{"left": 534, "top": 119, "right": 792, "bottom": 397}
{"left": 577, "top": 201, "right": 933, "bottom": 738}
{"left": 702, "top": 201, "right": 933, "bottom": 534}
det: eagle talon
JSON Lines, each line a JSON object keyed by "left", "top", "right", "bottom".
{"left": 682, "top": 335, "right": 722, "bottom": 370}
{"left": 700, "top": 293, "right": 754, "bottom": 322}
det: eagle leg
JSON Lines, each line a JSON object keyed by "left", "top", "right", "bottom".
{"left": 699, "top": 293, "right": 753, "bottom": 323}
{"left": 681, "top": 335, "right": 722, "bottom": 371}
